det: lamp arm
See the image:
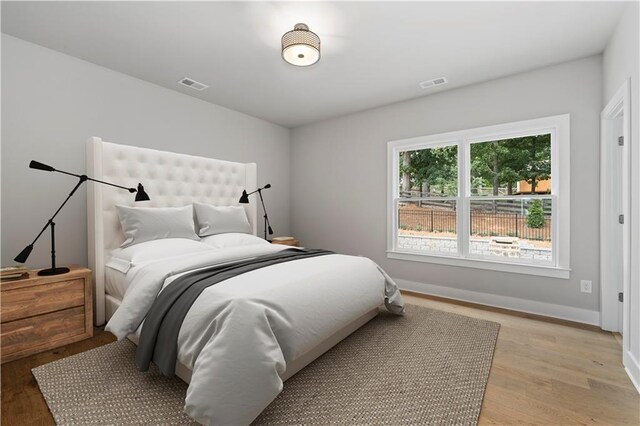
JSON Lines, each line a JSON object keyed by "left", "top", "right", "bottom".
{"left": 52, "top": 168, "right": 83, "bottom": 179}
{"left": 85, "top": 176, "right": 136, "bottom": 192}
{"left": 52, "top": 168, "right": 135, "bottom": 192}
{"left": 245, "top": 184, "right": 271, "bottom": 197}
{"left": 27, "top": 176, "right": 87, "bottom": 246}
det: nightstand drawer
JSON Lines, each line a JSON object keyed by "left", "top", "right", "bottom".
{"left": 1, "top": 279, "right": 85, "bottom": 323}
{"left": 1, "top": 306, "right": 86, "bottom": 360}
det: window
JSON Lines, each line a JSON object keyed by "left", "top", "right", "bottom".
{"left": 387, "top": 115, "right": 570, "bottom": 278}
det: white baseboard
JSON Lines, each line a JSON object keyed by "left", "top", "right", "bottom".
{"left": 396, "top": 278, "right": 600, "bottom": 326}
{"left": 623, "top": 350, "right": 640, "bottom": 394}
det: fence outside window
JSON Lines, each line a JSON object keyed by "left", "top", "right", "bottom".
{"left": 398, "top": 208, "right": 552, "bottom": 241}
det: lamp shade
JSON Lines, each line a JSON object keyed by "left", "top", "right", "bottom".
{"left": 135, "top": 183, "right": 150, "bottom": 202}
{"left": 281, "top": 23, "right": 320, "bottom": 67}
{"left": 239, "top": 190, "right": 249, "bottom": 204}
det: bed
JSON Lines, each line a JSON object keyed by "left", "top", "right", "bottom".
{"left": 86, "top": 137, "right": 404, "bottom": 425}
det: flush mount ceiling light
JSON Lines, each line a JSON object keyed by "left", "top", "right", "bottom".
{"left": 281, "top": 23, "right": 320, "bottom": 67}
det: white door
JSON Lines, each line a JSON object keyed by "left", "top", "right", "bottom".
{"left": 611, "top": 116, "right": 624, "bottom": 332}
{"left": 600, "top": 80, "right": 630, "bottom": 336}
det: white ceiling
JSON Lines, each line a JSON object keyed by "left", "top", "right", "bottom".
{"left": 1, "top": 1, "right": 627, "bottom": 128}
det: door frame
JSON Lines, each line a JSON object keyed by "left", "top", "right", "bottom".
{"left": 600, "top": 79, "right": 630, "bottom": 339}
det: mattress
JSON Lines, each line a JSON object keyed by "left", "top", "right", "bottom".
{"left": 105, "top": 266, "right": 127, "bottom": 300}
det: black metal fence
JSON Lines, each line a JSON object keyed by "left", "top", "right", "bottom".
{"left": 401, "top": 197, "right": 553, "bottom": 216}
{"left": 398, "top": 209, "right": 551, "bottom": 241}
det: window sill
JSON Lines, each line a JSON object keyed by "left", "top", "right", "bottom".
{"left": 387, "top": 250, "right": 571, "bottom": 279}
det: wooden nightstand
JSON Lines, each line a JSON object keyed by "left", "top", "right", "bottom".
{"left": 271, "top": 236, "right": 300, "bottom": 247}
{"left": 0, "top": 265, "right": 93, "bottom": 364}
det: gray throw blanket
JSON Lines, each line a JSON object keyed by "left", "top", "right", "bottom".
{"left": 136, "top": 248, "right": 333, "bottom": 376}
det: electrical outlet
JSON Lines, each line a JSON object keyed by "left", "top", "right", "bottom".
{"left": 580, "top": 280, "right": 592, "bottom": 294}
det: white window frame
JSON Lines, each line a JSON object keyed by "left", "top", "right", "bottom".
{"left": 387, "top": 114, "right": 570, "bottom": 279}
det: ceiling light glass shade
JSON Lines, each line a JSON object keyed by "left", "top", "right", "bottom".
{"left": 281, "top": 23, "right": 320, "bottom": 67}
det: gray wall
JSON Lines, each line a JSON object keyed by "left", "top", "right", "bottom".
{"left": 291, "top": 55, "right": 602, "bottom": 312}
{"left": 603, "top": 2, "right": 640, "bottom": 375}
{"left": 1, "top": 35, "right": 291, "bottom": 268}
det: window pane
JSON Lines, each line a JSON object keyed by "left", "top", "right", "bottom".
{"left": 469, "top": 198, "right": 552, "bottom": 263}
{"left": 397, "top": 200, "right": 457, "bottom": 254}
{"left": 399, "top": 145, "right": 458, "bottom": 198}
{"left": 470, "top": 134, "right": 551, "bottom": 197}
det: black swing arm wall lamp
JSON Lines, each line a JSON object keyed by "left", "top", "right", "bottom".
{"left": 14, "top": 160, "right": 150, "bottom": 276}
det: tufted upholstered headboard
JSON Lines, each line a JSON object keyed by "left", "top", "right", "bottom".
{"left": 86, "top": 137, "right": 257, "bottom": 325}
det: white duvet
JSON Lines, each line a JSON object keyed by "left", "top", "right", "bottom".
{"left": 106, "top": 243, "right": 405, "bottom": 425}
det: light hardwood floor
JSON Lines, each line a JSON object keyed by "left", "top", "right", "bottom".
{"left": 1, "top": 293, "right": 638, "bottom": 425}
{"left": 403, "top": 293, "right": 640, "bottom": 425}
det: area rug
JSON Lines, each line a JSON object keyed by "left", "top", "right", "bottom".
{"left": 32, "top": 304, "right": 500, "bottom": 425}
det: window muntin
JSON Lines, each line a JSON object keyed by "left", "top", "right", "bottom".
{"left": 388, "top": 115, "right": 569, "bottom": 273}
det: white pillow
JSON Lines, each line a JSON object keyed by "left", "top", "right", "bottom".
{"left": 193, "top": 202, "right": 252, "bottom": 237}
{"left": 116, "top": 205, "right": 198, "bottom": 248}
{"left": 106, "top": 238, "right": 213, "bottom": 273}
{"left": 201, "top": 233, "right": 269, "bottom": 249}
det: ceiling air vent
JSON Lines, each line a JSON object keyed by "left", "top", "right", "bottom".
{"left": 178, "top": 77, "right": 208, "bottom": 91}
{"left": 418, "top": 77, "right": 448, "bottom": 89}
